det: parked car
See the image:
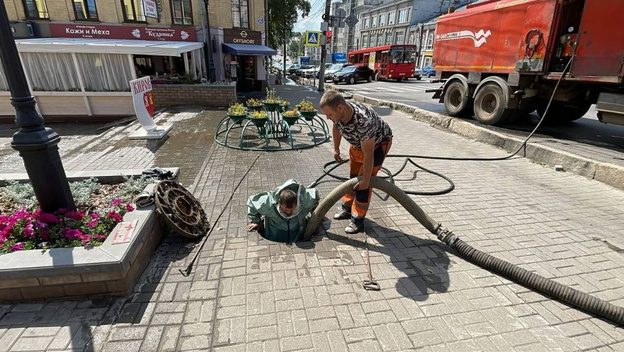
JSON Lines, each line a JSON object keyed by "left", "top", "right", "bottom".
{"left": 302, "top": 65, "right": 320, "bottom": 78}
{"left": 413, "top": 68, "right": 423, "bottom": 80}
{"left": 295, "top": 65, "right": 313, "bottom": 76}
{"left": 315, "top": 63, "right": 334, "bottom": 79}
{"left": 421, "top": 66, "right": 436, "bottom": 77}
{"left": 324, "top": 63, "right": 352, "bottom": 81}
{"left": 333, "top": 65, "right": 374, "bottom": 85}
{"left": 288, "top": 65, "right": 301, "bottom": 75}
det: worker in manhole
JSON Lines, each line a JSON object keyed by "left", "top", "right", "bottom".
{"left": 246, "top": 179, "right": 319, "bottom": 243}
{"left": 319, "top": 90, "right": 393, "bottom": 234}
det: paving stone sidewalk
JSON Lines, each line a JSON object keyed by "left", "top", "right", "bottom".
{"left": 0, "top": 85, "right": 623, "bottom": 351}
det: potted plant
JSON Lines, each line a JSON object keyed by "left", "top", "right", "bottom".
{"left": 228, "top": 103, "right": 248, "bottom": 123}
{"left": 246, "top": 98, "right": 263, "bottom": 111}
{"left": 281, "top": 108, "right": 301, "bottom": 126}
{"left": 249, "top": 110, "right": 268, "bottom": 128}
{"left": 298, "top": 100, "right": 317, "bottom": 121}
{"left": 263, "top": 88, "right": 280, "bottom": 111}
{"left": 279, "top": 99, "right": 290, "bottom": 112}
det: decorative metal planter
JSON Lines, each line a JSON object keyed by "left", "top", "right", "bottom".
{"left": 263, "top": 102, "right": 280, "bottom": 112}
{"left": 228, "top": 113, "right": 247, "bottom": 124}
{"left": 282, "top": 114, "right": 301, "bottom": 126}
{"left": 300, "top": 110, "right": 317, "bottom": 121}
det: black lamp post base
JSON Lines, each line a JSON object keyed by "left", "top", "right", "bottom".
{"left": 11, "top": 128, "right": 76, "bottom": 213}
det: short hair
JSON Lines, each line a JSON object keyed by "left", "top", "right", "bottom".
{"left": 319, "top": 90, "right": 346, "bottom": 109}
{"left": 278, "top": 189, "right": 297, "bottom": 208}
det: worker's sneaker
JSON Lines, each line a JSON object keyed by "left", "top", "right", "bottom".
{"left": 333, "top": 210, "right": 351, "bottom": 220}
{"left": 345, "top": 220, "right": 363, "bottom": 234}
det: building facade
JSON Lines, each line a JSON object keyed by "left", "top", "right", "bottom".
{"left": 356, "top": 0, "right": 413, "bottom": 50}
{"left": 4, "top": 0, "right": 271, "bottom": 90}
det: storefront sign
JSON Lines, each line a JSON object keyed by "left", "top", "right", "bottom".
{"left": 49, "top": 23, "right": 196, "bottom": 41}
{"left": 144, "top": 0, "right": 158, "bottom": 19}
{"left": 130, "top": 76, "right": 157, "bottom": 131}
{"left": 224, "top": 29, "right": 262, "bottom": 45}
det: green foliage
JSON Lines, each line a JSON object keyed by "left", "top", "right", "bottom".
{"left": 1, "top": 181, "right": 38, "bottom": 210}
{"left": 268, "top": 0, "right": 311, "bottom": 48}
{"left": 69, "top": 178, "right": 101, "bottom": 205}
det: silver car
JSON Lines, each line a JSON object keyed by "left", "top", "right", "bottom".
{"left": 324, "top": 63, "right": 352, "bottom": 81}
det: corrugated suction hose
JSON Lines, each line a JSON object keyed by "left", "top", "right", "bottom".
{"left": 304, "top": 176, "right": 624, "bottom": 326}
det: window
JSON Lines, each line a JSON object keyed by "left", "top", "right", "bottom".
{"left": 121, "top": 0, "right": 146, "bottom": 22}
{"left": 364, "top": 17, "right": 370, "bottom": 28}
{"left": 388, "top": 11, "right": 395, "bottom": 25}
{"left": 424, "top": 56, "right": 432, "bottom": 67}
{"left": 231, "top": 0, "right": 249, "bottom": 28}
{"left": 396, "top": 31, "right": 404, "bottom": 44}
{"left": 379, "top": 14, "right": 385, "bottom": 26}
{"left": 398, "top": 9, "right": 408, "bottom": 24}
{"left": 377, "top": 35, "right": 383, "bottom": 46}
{"left": 372, "top": 16, "right": 377, "bottom": 27}
{"left": 171, "top": 0, "right": 193, "bottom": 25}
{"left": 370, "top": 34, "right": 376, "bottom": 48}
{"left": 362, "top": 35, "right": 368, "bottom": 48}
{"left": 426, "top": 32, "right": 434, "bottom": 50}
{"left": 23, "top": 0, "right": 49, "bottom": 19}
{"left": 385, "top": 33, "right": 392, "bottom": 45}
{"left": 73, "top": 0, "right": 98, "bottom": 20}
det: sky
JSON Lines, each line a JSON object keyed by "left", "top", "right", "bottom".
{"left": 293, "top": 0, "right": 327, "bottom": 33}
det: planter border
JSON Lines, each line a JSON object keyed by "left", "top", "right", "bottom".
{"left": 0, "top": 168, "right": 180, "bottom": 301}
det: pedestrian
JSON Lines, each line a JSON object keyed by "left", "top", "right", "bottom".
{"left": 319, "top": 91, "right": 393, "bottom": 234}
{"left": 246, "top": 179, "right": 319, "bottom": 243}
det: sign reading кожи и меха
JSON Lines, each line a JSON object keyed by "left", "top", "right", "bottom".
{"left": 49, "top": 23, "right": 196, "bottom": 42}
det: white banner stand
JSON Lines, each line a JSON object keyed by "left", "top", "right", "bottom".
{"left": 128, "top": 76, "right": 172, "bottom": 140}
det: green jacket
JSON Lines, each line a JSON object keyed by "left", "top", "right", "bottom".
{"left": 247, "top": 179, "right": 319, "bottom": 244}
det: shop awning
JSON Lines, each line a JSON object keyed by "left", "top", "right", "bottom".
{"left": 222, "top": 43, "right": 277, "bottom": 56}
{"left": 15, "top": 38, "right": 204, "bottom": 57}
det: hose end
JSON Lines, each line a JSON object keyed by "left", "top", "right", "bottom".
{"left": 436, "top": 225, "right": 458, "bottom": 247}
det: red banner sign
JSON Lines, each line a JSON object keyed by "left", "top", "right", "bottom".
{"left": 49, "top": 23, "right": 197, "bottom": 42}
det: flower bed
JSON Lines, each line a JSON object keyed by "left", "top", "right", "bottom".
{"left": 0, "top": 172, "right": 176, "bottom": 301}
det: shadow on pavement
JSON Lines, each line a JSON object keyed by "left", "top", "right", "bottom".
{"left": 305, "top": 220, "right": 451, "bottom": 302}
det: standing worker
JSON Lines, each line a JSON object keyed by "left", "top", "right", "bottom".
{"left": 319, "top": 91, "right": 393, "bottom": 234}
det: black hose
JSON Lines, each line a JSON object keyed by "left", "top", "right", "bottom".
{"left": 305, "top": 177, "right": 624, "bottom": 326}
{"left": 448, "top": 237, "right": 624, "bottom": 325}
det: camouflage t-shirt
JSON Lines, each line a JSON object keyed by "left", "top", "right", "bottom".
{"left": 335, "top": 100, "right": 393, "bottom": 149}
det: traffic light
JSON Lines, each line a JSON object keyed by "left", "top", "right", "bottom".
{"left": 327, "top": 30, "right": 332, "bottom": 44}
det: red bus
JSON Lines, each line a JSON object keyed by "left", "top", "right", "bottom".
{"left": 348, "top": 45, "right": 417, "bottom": 81}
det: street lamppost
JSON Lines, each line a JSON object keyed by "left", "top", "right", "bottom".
{"left": 0, "top": 1, "right": 75, "bottom": 212}
{"left": 202, "top": 0, "right": 216, "bottom": 81}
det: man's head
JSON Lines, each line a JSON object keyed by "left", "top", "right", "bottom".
{"left": 319, "top": 91, "right": 351, "bottom": 124}
{"left": 278, "top": 189, "right": 298, "bottom": 216}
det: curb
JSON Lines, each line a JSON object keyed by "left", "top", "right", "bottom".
{"left": 327, "top": 85, "right": 624, "bottom": 191}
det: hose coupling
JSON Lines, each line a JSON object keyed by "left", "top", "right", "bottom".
{"left": 436, "top": 225, "right": 458, "bottom": 247}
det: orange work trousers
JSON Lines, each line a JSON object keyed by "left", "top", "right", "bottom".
{"left": 341, "top": 139, "right": 392, "bottom": 223}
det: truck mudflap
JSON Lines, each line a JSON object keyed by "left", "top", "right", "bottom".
{"left": 596, "top": 93, "right": 624, "bottom": 126}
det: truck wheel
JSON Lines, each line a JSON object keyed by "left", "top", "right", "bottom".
{"left": 473, "top": 83, "right": 511, "bottom": 125}
{"left": 536, "top": 100, "right": 591, "bottom": 123}
{"left": 444, "top": 81, "right": 472, "bottom": 117}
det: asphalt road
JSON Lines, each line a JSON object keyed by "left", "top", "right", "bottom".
{"left": 332, "top": 78, "right": 624, "bottom": 155}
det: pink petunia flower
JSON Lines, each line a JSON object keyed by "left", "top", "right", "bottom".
{"left": 87, "top": 220, "right": 99, "bottom": 228}
{"left": 40, "top": 230, "right": 51, "bottom": 241}
{"left": 65, "top": 211, "right": 84, "bottom": 221}
{"left": 107, "top": 211, "right": 123, "bottom": 222}
{"left": 23, "top": 223, "right": 35, "bottom": 238}
{"left": 38, "top": 212, "right": 59, "bottom": 224}
{"left": 65, "top": 228, "right": 83, "bottom": 240}
{"left": 90, "top": 212, "right": 100, "bottom": 219}
{"left": 125, "top": 204, "right": 135, "bottom": 212}
{"left": 111, "top": 198, "right": 122, "bottom": 206}
{"left": 10, "top": 243, "right": 24, "bottom": 251}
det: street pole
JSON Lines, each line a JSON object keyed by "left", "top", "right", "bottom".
{"left": 265, "top": 0, "right": 270, "bottom": 85}
{"left": 203, "top": 0, "right": 216, "bottom": 81}
{"left": 0, "top": 1, "right": 75, "bottom": 212}
{"left": 317, "top": 0, "right": 332, "bottom": 92}
{"left": 283, "top": 27, "right": 287, "bottom": 77}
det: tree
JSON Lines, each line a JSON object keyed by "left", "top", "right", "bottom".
{"left": 268, "top": 0, "right": 311, "bottom": 48}
{"left": 289, "top": 39, "right": 302, "bottom": 57}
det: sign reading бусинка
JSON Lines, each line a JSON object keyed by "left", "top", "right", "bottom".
{"left": 49, "top": 23, "right": 196, "bottom": 41}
